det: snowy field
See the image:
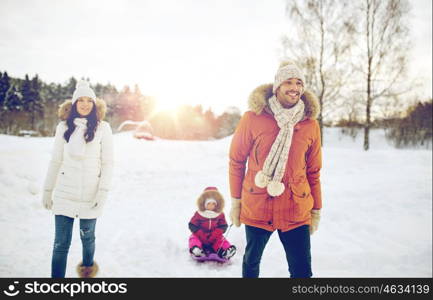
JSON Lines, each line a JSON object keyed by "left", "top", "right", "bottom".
{"left": 0, "top": 128, "right": 431, "bottom": 277}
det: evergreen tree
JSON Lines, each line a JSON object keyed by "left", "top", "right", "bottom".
{"left": 0, "top": 72, "right": 11, "bottom": 109}
{"left": 31, "top": 75, "right": 42, "bottom": 102}
{"left": 204, "top": 108, "right": 218, "bottom": 138}
{"left": 5, "top": 86, "right": 23, "bottom": 111}
{"left": 114, "top": 85, "right": 144, "bottom": 122}
{"left": 40, "top": 82, "right": 60, "bottom": 103}
{"left": 30, "top": 74, "right": 42, "bottom": 111}
{"left": 57, "top": 82, "right": 69, "bottom": 101}
{"left": 215, "top": 107, "right": 241, "bottom": 138}
{"left": 385, "top": 100, "right": 432, "bottom": 148}
{"left": 65, "top": 77, "right": 77, "bottom": 99}
{"left": 133, "top": 84, "right": 145, "bottom": 121}
{"left": 20, "top": 74, "right": 33, "bottom": 111}
{"left": 20, "top": 74, "right": 43, "bottom": 129}
{"left": 93, "top": 83, "right": 105, "bottom": 98}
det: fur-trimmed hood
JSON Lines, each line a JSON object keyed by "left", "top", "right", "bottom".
{"left": 58, "top": 98, "right": 107, "bottom": 121}
{"left": 196, "top": 190, "right": 225, "bottom": 213}
{"left": 247, "top": 83, "right": 320, "bottom": 119}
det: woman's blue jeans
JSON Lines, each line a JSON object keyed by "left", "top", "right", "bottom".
{"left": 51, "top": 215, "right": 97, "bottom": 278}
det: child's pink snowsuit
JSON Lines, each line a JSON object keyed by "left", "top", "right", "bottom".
{"left": 188, "top": 230, "right": 231, "bottom": 253}
{"left": 188, "top": 187, "right": 233, "bottom": 253}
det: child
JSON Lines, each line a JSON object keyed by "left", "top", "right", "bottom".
{"left": 188, "top": 187, "right": 236, "bottom": 259}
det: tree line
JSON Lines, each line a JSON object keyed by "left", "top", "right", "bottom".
{"left": 382, "top": 101, "right": 432, "bottom": 148}
{"left": 335, "top": 98, "right": 432, "bottom": 149}
{"left": 0, "top": 71, "right": 241, "bottom": 140}
{"left": 0, "top": 70, "right": 430, "bottom": 147}
{"left": 281, "top": 0, "right": 429, "bottom": 150}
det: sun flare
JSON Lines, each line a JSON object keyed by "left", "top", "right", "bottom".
{"left": 153, "top": 98, "right": 175, "bottom": 113}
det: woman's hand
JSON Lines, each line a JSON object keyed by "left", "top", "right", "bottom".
{"left": 42, "top": 190, "right": 53, "bottom": 210}
{"left": 92, "top": 189, "right": 108, "bottom": 208}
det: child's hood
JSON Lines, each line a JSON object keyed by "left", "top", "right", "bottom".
{"left": 196, "top": 190, "right": 225, "bottom": 213}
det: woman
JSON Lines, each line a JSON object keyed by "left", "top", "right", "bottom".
{"left": 42, "top": 80, "right": 114, "bottom": 278}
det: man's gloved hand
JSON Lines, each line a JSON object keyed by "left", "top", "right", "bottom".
{"left": 230, "top": 198, "right": 241, "bottom": 227}
{"left": 310, "top": 209, "right": 321, "bottom": 235}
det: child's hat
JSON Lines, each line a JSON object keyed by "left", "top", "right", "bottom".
{"left": 204, "top": 187, "right": 218, "bottom": 207}
{"left": 205, "top": 198, "right": 217, "bottom": 207}
{"left": 204, "top": 186, "right": 218, "bottom": 192}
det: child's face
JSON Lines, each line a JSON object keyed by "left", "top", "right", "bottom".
{"left": 205, "top": 202, "right": 217, "bottom": 211}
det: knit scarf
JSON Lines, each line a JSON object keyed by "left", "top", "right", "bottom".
{"left": 254, "top": 95, "right": 305, "bottom": 196}
{"left": 66, "top": 118, "right": 88, "bottom": 160}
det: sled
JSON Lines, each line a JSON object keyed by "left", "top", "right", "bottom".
{"left": 191, "top": 250, "right": 229, "bottom": 263}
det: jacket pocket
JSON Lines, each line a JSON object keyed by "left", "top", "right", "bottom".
{"left": 241, "top": 172, "right": 270, "bottom": 222}
{"left": 287, "top": 182, "right": 313, "bottom": 222}
{"left": 253, "top": 139, "right": 261, "bottom": 165}
{"left": 55, "top": 169, "right": 75, "bottom": 188}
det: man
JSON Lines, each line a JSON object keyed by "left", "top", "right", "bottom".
{"left": 229, "top": 60, "right": 322, "bottom": 278}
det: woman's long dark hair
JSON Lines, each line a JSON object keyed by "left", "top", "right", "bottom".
{"left": 64, "top": 101, "right": 98, "bottom": 143}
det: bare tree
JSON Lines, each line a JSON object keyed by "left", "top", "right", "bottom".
{"left": 281, "top": 0, "right": 357, "bottom": 145}
{"left": 357, "top": 0, "right": 411, "bottom": 150}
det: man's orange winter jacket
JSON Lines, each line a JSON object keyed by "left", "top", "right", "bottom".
{"left": 229, "top": 84, "right": 322, "bottom": 232}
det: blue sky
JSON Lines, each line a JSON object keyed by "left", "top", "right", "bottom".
{"left": 0, "top": 0, "right": 431, "bottom": 114}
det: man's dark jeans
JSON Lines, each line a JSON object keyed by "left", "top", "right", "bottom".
{"left": 242, "top": 224, "right": 312, "bottom": 278}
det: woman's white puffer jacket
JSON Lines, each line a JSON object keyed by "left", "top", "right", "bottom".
{"left": 43, "top": 120, "right": 114, "bottom": 219}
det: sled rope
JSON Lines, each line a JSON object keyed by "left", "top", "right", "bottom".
{"left": 216, "top": 224, "right": 233, "bottom": 253}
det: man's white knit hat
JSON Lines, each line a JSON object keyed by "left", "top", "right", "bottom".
{"left": 72, "top": 80, "right": 96, "bottom": 104}
{"left": 273, "top": 60, "right": 306, "bottom": 94}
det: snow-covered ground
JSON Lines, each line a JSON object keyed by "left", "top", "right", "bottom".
{"left": 0, "top": 128, "right": 431, "bottom": 277}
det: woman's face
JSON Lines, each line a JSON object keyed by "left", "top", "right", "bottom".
{"left": 76, "top": 97, "right": 94, "bottom": 117}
